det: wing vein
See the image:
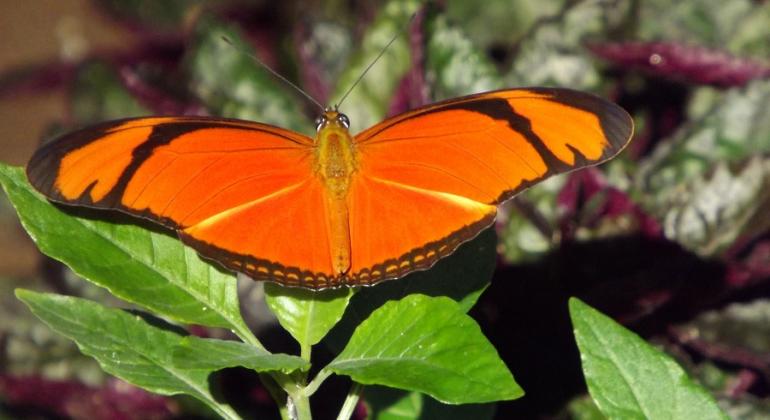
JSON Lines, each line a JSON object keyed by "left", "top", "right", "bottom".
{"left": 188, "top": 180, "right": 309, "bottom": 230}
{"left": 357, "top": 127, "right": 491, "bottom": 146}
{"left": 178, "top": 159, "right": 312, "bottom": 225}
{"left": 158, "top": 146, "right": 308, "bottom": 156}
{"left": 127, "top": 153, "right": 179, "bottom": 207}
{"left": 158, "top": 155, "right": 229, "bottom": 215}
{"left": 366, "top": 174, "right": 488, "bottom": 207}
{"left": 485, "top": 129, "right": 541, "bottom": 181}
{"left": 369, "top": 160, "right": 491, "bottom": 199}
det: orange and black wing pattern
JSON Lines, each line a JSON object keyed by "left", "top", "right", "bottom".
{"left": 27, "top": 88, "right": 632, "bottom": 289}
{"left": 346, "top": 87, "right": 633, "bottom": 284}
{"left": 27, "top": 116, "right": 345, "bottom": 288}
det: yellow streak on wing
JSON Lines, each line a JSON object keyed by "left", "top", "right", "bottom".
{"left": 185, "top": 181, "right": 307, "bottom": 232}
{"left": 369, "top": 175, "right": 496, "bottom": 215}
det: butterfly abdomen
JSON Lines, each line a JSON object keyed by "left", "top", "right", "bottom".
{"left": 315, "top": 111, "right": 358, "bottom": 277}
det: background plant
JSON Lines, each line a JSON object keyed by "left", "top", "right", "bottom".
{"left": 0, "top": 0, "right": 769, "bottom": 418}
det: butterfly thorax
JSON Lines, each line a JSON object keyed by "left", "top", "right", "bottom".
{"left": 314, "top": 110, "right": 357, "bottom": 276}
{"left": 315, "top": 110, "right": 357, "bottom": 198}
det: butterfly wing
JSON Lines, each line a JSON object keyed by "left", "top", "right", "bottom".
{"left": 349, "top": 87, "right": 633, "bottom": 284}
{"left": 27, "top": 116, "right": 338, "bottom": 288}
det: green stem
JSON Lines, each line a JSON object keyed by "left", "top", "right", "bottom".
{"left": 273, "top": 371, "right": 314, "bottom": 420}
{"left": 232, "top": 322, "right": 266, "bottom": 351}
{"left": 304, "top": 370, "right": 332, "bottom": 397}
{"left": 290, "top": 391, "right": 313, "bottom": 420}
{"left": 336, "top": 382, "right": 364, "bottom": 420}
{"left": 300, "top": 342, "right": 311, "bottom": 361}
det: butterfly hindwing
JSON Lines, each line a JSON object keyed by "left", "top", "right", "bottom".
{"left": 347, "top": 174, "right": 496, "bottom": 285}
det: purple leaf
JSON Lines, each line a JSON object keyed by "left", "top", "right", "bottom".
{"left": 0, "top": 375, "right": 177, "bottom": 420}
{"left": 387, "top": 8, "right": 429, "bottom": 116}
{"left": 557, "top": 169, "right": 661, "bottom": 239}
{"left": 724, "top": 236, "right": 770, "bottom": 287}
{"left": 118, "top": 66, "right": 207, "bottom": 116}
{"left": 589, "top": 41, "right": 770, "bottom": 87}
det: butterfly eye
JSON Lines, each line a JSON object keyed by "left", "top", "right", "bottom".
{"left": 338, "top": 113, "right": 350, "bottom": 128}
{"left": 315, "top": 116, "right": 327, "bottom": 131}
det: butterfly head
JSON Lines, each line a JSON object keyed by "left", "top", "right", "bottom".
{"left": 315, "top": 109, "right": 350, "bottom": 132}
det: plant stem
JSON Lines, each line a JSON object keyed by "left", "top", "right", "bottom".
{"left": 300, "top": 342, "right": 311, "bottom": 361}
{"left": 336, "top": 382, "right": 364, "bottom": 420}
{"left": 273, "top": 371, "right": 314, "bottom": 420}
{"left": 290, "top": 391, "right": 313, "bottom": 420}
{"left": 304, "top": 370, "right": 332, "bottom": 397}
{"left": 232, "top": 322, "right": 266, "bottom": 351}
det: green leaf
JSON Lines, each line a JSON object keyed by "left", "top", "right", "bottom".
{"left": 569, "top": 298, "right": 727, "bottom": 420}
{"left": 15, "top": 290, "right": 241, "bottom": 420}
{"left": 330, "top": 0, "right": 422, "bottom": 133}
{"left": 185, "top": 18, "right": 311, "bottom": 133}
{"left": 365, "top": 385, "right": 495, "bottom": 420}
{"left": 172, "top": 336, "right": 308, "bottom": 373}
{"left": 264, "top": 284, "right": 353, "bottom": 353}
{"left": 326, "top": 294, "right": 522, "bottom": 404}
{"left": 324, "top": 229, "right": 496, "bottom": 352}
{"left": 565, "top": 395, "right": 606, "bottom": 420}
{"left": 0, "top": 165, "right": 258, "bottom": 346}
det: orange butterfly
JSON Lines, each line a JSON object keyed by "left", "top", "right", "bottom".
{"left": 27, "top": 88, "right": 633, "bottom": 289}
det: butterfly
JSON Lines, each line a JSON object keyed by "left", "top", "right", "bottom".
{"left": 26, "top": 87, "right": 633, "bottom": 289}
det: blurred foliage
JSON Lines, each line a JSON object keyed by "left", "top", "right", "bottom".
{"left": 0, "top": 0, "right": 769, "bottom": 418}
{"left": 71, "top": 62, "right": 149, "bottom": 123}
{"left": 186, "top": 18, "right": 313, "bottom": 131}
{"left": 329, "top": 0, "right": 421, "bottom": 132}
{"left": 637, "top": 0, "right": 770, "bottom": 56}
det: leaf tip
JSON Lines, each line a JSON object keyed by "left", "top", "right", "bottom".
{"left": 14, "top": 288, "right": 36, "bottom": 303}
{"left": 567, "top": 297, "right": 587, "bottom": 315}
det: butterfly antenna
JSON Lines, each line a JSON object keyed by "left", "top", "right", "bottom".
{"left": 220, "top": 36, "right": 325, "bottom": 112}
{"left": 335, "top": 13, "right": 417, "bottom": 109}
